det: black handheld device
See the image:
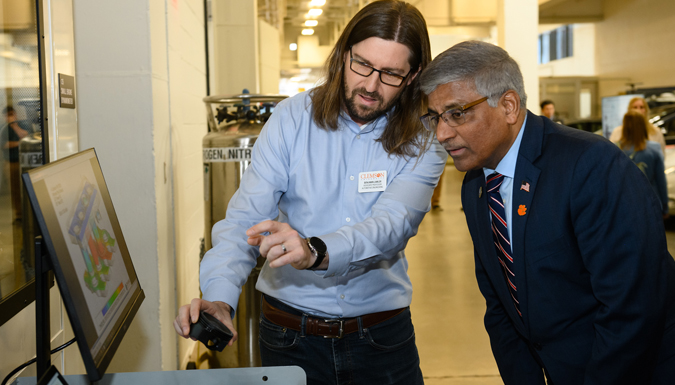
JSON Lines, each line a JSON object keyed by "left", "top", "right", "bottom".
{"left": 189, "top": 311, "right": 233, "bottom": 352}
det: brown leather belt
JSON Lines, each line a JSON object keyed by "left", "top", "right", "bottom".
{"left": 262, "top": 296, "right": 406, "bottom": 339}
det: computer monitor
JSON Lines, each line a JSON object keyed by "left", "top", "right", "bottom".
{"left": 22, "top": 148, "right": 144, "bottom": 382}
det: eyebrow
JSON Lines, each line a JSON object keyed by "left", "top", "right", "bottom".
{"left": 352, "top": 52, "right": 408, "bottom": 75}
{"left": 428, "top": 103, "right": 462, "bottom": 114}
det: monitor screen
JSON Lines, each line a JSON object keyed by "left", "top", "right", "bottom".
{"left": 22, "top": 148, "right": 144, "bottom": 382}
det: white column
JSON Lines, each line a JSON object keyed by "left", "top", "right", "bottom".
{"left": 72, "top": 0, "right": 172, "bottom": 374}
{"left": 498, "top": 0, "right": 539, "bottom": 112}
{"left": 212, "top": 0, "right": 260, "bottom": 94}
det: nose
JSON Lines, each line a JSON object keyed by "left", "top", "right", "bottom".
{"left": 363, "top": 72, "right": 380, "bottom": 92}
{"left": 435, "top": 119, "right": 456, "bottom": 144}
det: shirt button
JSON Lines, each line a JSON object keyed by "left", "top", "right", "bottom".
{"left": 346, "top": 217, "right": 351, "bottom": 222}
{"left": 340, "top": 294, "right": 345, "bottom": 299}
{"left": 356, "top": 135, "right": 361, "bottom": 139}
{"left": 350, "top": 176, "right": 354, "bottom": 181}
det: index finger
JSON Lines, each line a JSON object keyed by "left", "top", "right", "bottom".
{"left": 177, "top": 304, "right": 192, "bottom": 336}
{"left": 190, "top": 298, "right": 207, "bottom": 326}
{"left": 246, "top": 220, "right": 279, "bottom": 237}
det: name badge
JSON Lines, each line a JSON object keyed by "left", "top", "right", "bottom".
{"left": 358, "top": 171, "right": 387, "bottom": 193}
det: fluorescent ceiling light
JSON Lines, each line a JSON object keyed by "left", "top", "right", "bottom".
{"left": 301, "top": 29, "right": 315, "bottom": 35}
{"left": 307, "top": 8, "right": 323, "bottom": 17}
{"left": 309, "top": 0, "right": 326, "bottom": 6}
{"left": 289, "top": 43, "right": 298, "bottom": 51}
{"left": 304, "top": 20, "right": 318, "bottom": 27}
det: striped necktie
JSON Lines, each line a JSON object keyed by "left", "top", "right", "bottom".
{"left": 486, "top": 173, "right": 521, "bottom": 317}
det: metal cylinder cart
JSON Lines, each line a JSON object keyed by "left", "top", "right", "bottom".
{"left": 202, "top": 91, "right": 287, "bottom": 368}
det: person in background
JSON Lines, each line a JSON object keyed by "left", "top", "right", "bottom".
{"left": 619, "top": 110, "right": 669, "bottom": 218}
{"left": 420, "top": 40, "right": 675, "bottom": 385}
{"left": 1, "top": 106, "right": 29, "bottom": 221}
{"left": 174, "top": 1, "right": 447, "bottom": 384}
{"left": 610, "top": 96, "right": 666, "bottom": 157}
{"left": 539, "top": 100, "right": 562, "bottom": 124}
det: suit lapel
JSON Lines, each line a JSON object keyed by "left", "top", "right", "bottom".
{"left": 511, "top": 112, "right": 545, "bottom": 334}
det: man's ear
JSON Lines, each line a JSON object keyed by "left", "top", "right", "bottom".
{"left": 501, "top": 90, "right": 521, "bottom": 125}
{"left": 406, "top": 65, "right": 421, "bottom": 86}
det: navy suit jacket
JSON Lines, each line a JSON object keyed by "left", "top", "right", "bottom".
{"left": 461, "top": 112, "right": 675, "bottom": 385}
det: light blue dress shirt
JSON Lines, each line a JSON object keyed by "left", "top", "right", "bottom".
{"left": 201, "top": 91, "right": 448, "bottom": 318}
{"left": 483, "top": 115, "right": 527, "bottom": 246}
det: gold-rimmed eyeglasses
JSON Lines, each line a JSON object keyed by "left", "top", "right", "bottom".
{"left": 419, "top": 96, "right": 489, "bottom": 132}
{"left": 349, "top": 48, "right": 411, "bottom": 87}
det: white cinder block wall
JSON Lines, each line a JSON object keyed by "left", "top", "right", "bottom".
{"left": 71, "top": 0, "right": 206, "bottom": 374}
{"left": 163, "top": 0, "right": 208, "bottom": 370}
{"left": 596, "top": 0, "right": 675, "bottom": 97}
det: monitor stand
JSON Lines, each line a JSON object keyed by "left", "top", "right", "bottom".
{"left": 35, "top": 236, "right": 53, "bottom": 380}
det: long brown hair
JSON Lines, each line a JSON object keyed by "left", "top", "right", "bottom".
{"left": 621, "top": 111, "right": 649, "bottom": 152}
{"left": 627, "top": 96, "right": 660, "bottom": 137}
{"left": 309, "top": 0, "right": 431, "bottom": 157}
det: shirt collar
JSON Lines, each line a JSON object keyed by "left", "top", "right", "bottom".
{"left": 483, "top": 114, "right": 528, "bottom": 180}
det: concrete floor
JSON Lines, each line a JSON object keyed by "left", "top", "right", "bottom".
{"left": 407, "top": 165, "right": 675, "bottom": 385}
{"left": 408, "top": 167, "right": 502, "bottom": 384}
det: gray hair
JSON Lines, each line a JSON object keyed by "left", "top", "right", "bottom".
{"left": 420, "top": 40, "right": 527, "bottom": 108}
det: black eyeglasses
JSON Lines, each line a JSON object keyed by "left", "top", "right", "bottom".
{"left": 419, "top": 96, "right": 489, "bottom": 132}
{"left": 349, "top": 48, "right": 411, "bottom": 87}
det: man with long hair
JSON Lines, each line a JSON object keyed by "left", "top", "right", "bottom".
{"left": 175, "top": 1, "right": 446, "bottom": 383}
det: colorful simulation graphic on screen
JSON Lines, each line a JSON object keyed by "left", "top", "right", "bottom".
{"left": 44, "top": 164, "right": 133, "bottom": 336}
{"left": 67, "top": 180, "right": 118, "bottom": 298}
{"left": 103, "top": 282, "right": 124, "bottom": 317}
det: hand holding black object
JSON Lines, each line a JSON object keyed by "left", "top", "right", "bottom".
{"left": 173, "top": 298, "right": 237, "bottom": 348}
{"left": 189, "top": 311, "right": 233, "bottom": 351}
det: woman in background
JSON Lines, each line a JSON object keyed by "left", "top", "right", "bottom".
{"left": 610, "top": 96, "right": 666, "bottom": 157}
{"left": 619, "top": 110, "right": 669, "bottom": 218}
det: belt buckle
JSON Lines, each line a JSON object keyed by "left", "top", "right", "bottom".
{"left": 323, "top": 319, "right": 344, "bottom": 339}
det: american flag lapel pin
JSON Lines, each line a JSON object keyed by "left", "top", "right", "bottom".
{"left": 520, "top": 181, "right": 530, "bottom": 192}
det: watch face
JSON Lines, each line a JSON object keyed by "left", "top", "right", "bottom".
{"left": 309, "top": 237, "right": 327, "bottom": 254}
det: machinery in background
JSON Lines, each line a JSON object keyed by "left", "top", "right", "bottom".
{"left": 202, "top": 90, "right": 287, "bottom": 368}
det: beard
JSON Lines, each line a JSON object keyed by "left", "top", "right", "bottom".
{"left": 343, "top": 84, "right": 397, "bottom": 124}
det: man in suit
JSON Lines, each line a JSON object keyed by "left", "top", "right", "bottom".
{"left": 539, "top": 100, "right": 563, "bottom": 124}
{"left": 419, "top": 40, "right": 675, "bottom": 385}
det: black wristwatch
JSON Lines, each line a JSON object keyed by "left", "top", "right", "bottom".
{"left": 306, "top": 237, "right": 327, "bottom": 270}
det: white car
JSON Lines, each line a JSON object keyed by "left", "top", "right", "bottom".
{"left": 652, "top": 104, "right": 675, "bottom": 214}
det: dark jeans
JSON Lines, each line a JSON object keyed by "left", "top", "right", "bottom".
{"left": 259, "top": 296, "right": 424, "bottom": 385}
